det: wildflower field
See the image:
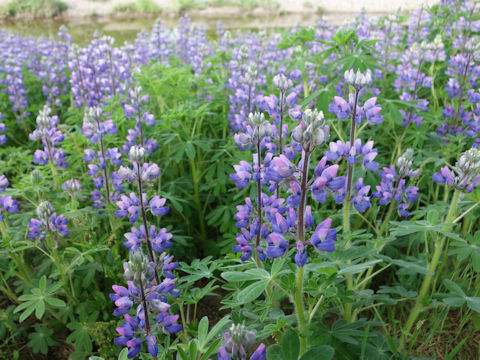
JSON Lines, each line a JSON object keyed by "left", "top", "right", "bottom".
{"left": 0, "top": 1, "right": 480, "bottom": 359}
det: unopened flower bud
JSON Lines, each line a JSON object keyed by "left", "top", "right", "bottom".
{"left": 313, "top": 126, "right": 329, "bottom": 146}
{"left": 223, "top": 322, "right": 257, "bottom": 359}
{"left": 344, "top": 69, "right": 372, "bottom": 89}
{"left": 129, "top": 146, "right": 146, "bottom": 163}
{"left": 124, "top": 250, "right": 154, "bottom": 283}
{"left": 457, "top": 148, "right": 480, "bottom": 177}
{"left": 258, "top": 122, "right": 272, "bottom": 139}
{"left": 84, "top": 106, "right": 102, "bottom": 124}
{"left": 245, "top": 63, "right": 258, "bottom": 85}
{"left": 31, "top": 169, "right": 43, "bottom": 184}
{"left": 36, "top": 105, "right": 52, "bottom": 128}
{"left": 248, "top": 112, "right": 265, "bottom": 127}
{"left": 292, "top": 123, "right": 305, "bottom": 143}
{"left": 62, "top": 179, "right": 81, "bottom": 193}
{"left": 36, "top": 201, "right": 54, "bottom": 220}
{"left": 273, "top": 73, "right": 293, "bottom": 92}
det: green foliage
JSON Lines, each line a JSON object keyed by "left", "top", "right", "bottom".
{"left": 177, "top": 316, "right": 229, "bottom": 360}
{"left": 13, "top": 276, "right": 66, "bottom": 322}
{"left": 27, "top": 324, "right": 57, "bottom": 355}
{"left": 1, "top": 0, "right": 67, "bottom": 18}
{"left": 113, "top": 0, "right": 162, "bottom": 14}
{"left": 266, "top": 329, "right": 334, "bottom": 360}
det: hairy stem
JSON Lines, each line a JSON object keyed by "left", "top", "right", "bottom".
{"left": 293, "top": 149, "right": 310, "bottom": 355}
{"left": 136, "top": 163, "right": 161, "bottom": 285}
{"left": 343, "top": 89, "right": 360, "bottom": 323}
{"left": 398, "top": 189, "right": 460, "bottom": 352}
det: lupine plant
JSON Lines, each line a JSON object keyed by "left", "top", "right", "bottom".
{"left": 0, "top": 1, "right": 480, "bottom": 359}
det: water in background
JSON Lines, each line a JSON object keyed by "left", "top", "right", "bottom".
{"left": 0, "top": 11, "right": 370, "bottom": 45}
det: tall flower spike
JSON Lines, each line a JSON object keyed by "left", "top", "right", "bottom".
{"left": 218, "top": 323, "right": 266, "bottom": 360}
{"left": 111, "top": 250, "right": 181, "bottom": 359}
{"left": 433, "top": 147, "right": 480, "bottom": 193}
{"left": 292, "top": 109, "right": 330, "bottom": 152}
{"left": 29, "top": 104, "right": 68, "bottom": 168}
{"left": 373, "top": 148, "right": 420, "bottom": 217}
{"left": 344, "top": 69, "right": 372, "bottom": 89}
{"left": 28, "top": 201, "right": 70, "bottom": 241}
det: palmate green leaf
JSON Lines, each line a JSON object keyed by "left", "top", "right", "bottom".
{"left": 300, "top": 87, "right": 330, "bottom": 107}
{"left": 330, "top": 320, "right": 365, "bottom": 345}
{"left": 28, "top": 325, "right": 57, "bottom": 355}
{"left": 38, "top": 276, "right": 46, "bottom": 291}
{"left": 466, "top": 297, "right": 480, "bottom": 313}
{"left": 443, "top": 279, "right": 466, "bottom": 297}
{"left": 443, "top": 296, "right": 465, "bottom": 307}
{"left": 118, "top": 348, "right": 128, "bottom": 360}
{"left": 282, "top": 329, "right": 299, "bottom": 360}
{"left": 16, "top": 301, "right": 36, "bottom": 323}
{"left": 472, "top": 251, "right": 480, "bottom": 273}
{"left": 176, "top": 346, "right": 188, "bottom": 360}
{"left": 197, "top": 316, "right": 208, "bottom": 348}
{"left": 236, "top": 280, "right": 269, "bottom": 304}
{"left": 221, "top": 269, "right": 270, "bottom": 282}
{"left": 390, "top": 221, "right": 462, "bottom": 241}
{"left": 189, "top": 340, "right": 198, "bottom": 360}
{"left": 200, "top": 338, "right": 222, "bottom": 360}
{"left": 185, "top": 142, "right": 196, "bottom": 160}
{"left": 67, "top": 321, "right": 93, "bottom": 353}
{"left": 204, "top": 315, "right": 230, "bottom": 346}
{"left": 266, "top": 344, "right": 285, "bottom": 360}
{"left": 35, "top": 300, "right": 45, "bottom": 319}
{"left": 337, "top": 260, "right": 382, "bottom": 275}
{"left": 389, "top": 258, "right": 433, "bottom": 275}
{"left": 301, "top": 345, "right": 335, "bottom": 360}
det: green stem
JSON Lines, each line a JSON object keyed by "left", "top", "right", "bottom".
{"left": 191, "top": 159, "right": 207, "bottom": 242}
{"left": 303, "top": 77, "right": 309, "bottom": 98}
{"left": 294, "top": 266, "right": 307, "bottom": 355}
{"left": 1, "top": 221, "right": 32, "bottom": 285}
{"left": 51, "top": 247, "right": 77, "bottom": 304}
{"left": 343, "top": 89, "right": 360, "bottom": 323}
{"left": 378, "top": 198, "right": 396, "bottom": 237}
{"left": 293, "top": 150, "right": 310, "bottom": 356}
{"left": 398, "top": 189, "right": 460, "bottom": 352}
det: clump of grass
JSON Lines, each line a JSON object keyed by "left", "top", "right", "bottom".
{"left": 173, "top": 0, "right": 206, "bottom": 13}
{"left": 1, "top": 0, "right": 67, "bottom": 18}
{"left": 114, "top": 0, "right": 162, "bottom": 14}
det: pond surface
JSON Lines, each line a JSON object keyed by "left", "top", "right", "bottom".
{"left": 0, "top": 11, "right": 374, "bottom": 45}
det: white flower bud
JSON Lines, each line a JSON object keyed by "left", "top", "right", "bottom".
{"left": 31, "top": 169, "right": 43, "bottom": 184}
{"left": 292, "top": 124, "right": 304, "bottom": 143}
{"left": 36, "top": 201, "right": 54, "bottom": 220}
{"left": 129, "top": 146, "right": 146, "bottom": 163}
{"left": 248, "top": 112, "right": 265, "bottom": 127}
{"left": 273, "top": 73, "right": 292, "bottom": 92}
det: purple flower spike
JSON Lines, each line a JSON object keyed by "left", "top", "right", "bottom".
{"left": 266, "top": 233, "right": 289, "bottom": 258}
{"left": 432, "top": 166, "right": 455, "bottom": 185}
{"left": 364, "top": 97, "right": 383, "bottom": 125}
{"left": 352, "top": 178, "right": 371, "bottom": 213}
{"left": 146, "top": 335, "right": 158, "bottom": 358}
{"left": 230, "top": 161, "right": 252, "bottom": 189}
{"left": 0, "top": 175, "right": 9, "bottom": 192}
{"left": 218, "top": 347, "right": 231, "bottom": 360}
{"left": 267, "top": 154, "right": 295, "bottom": 182}
{"left": 250, "top": 344, "right": 266, "bottom": 360}
{"left": 149, "top": 196, "right": 169, "bottom": 216}
{"left": 0, "top": 195, "right": 18, "bottom": 222}
{"left": 329, "top": 96, "right": 351, "bottom": 120}
{"left": 310, "top": 219, "right": 336, "bottom": 252}
{"left": 295, "top": 241, "right": 307, "bottom": 267}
